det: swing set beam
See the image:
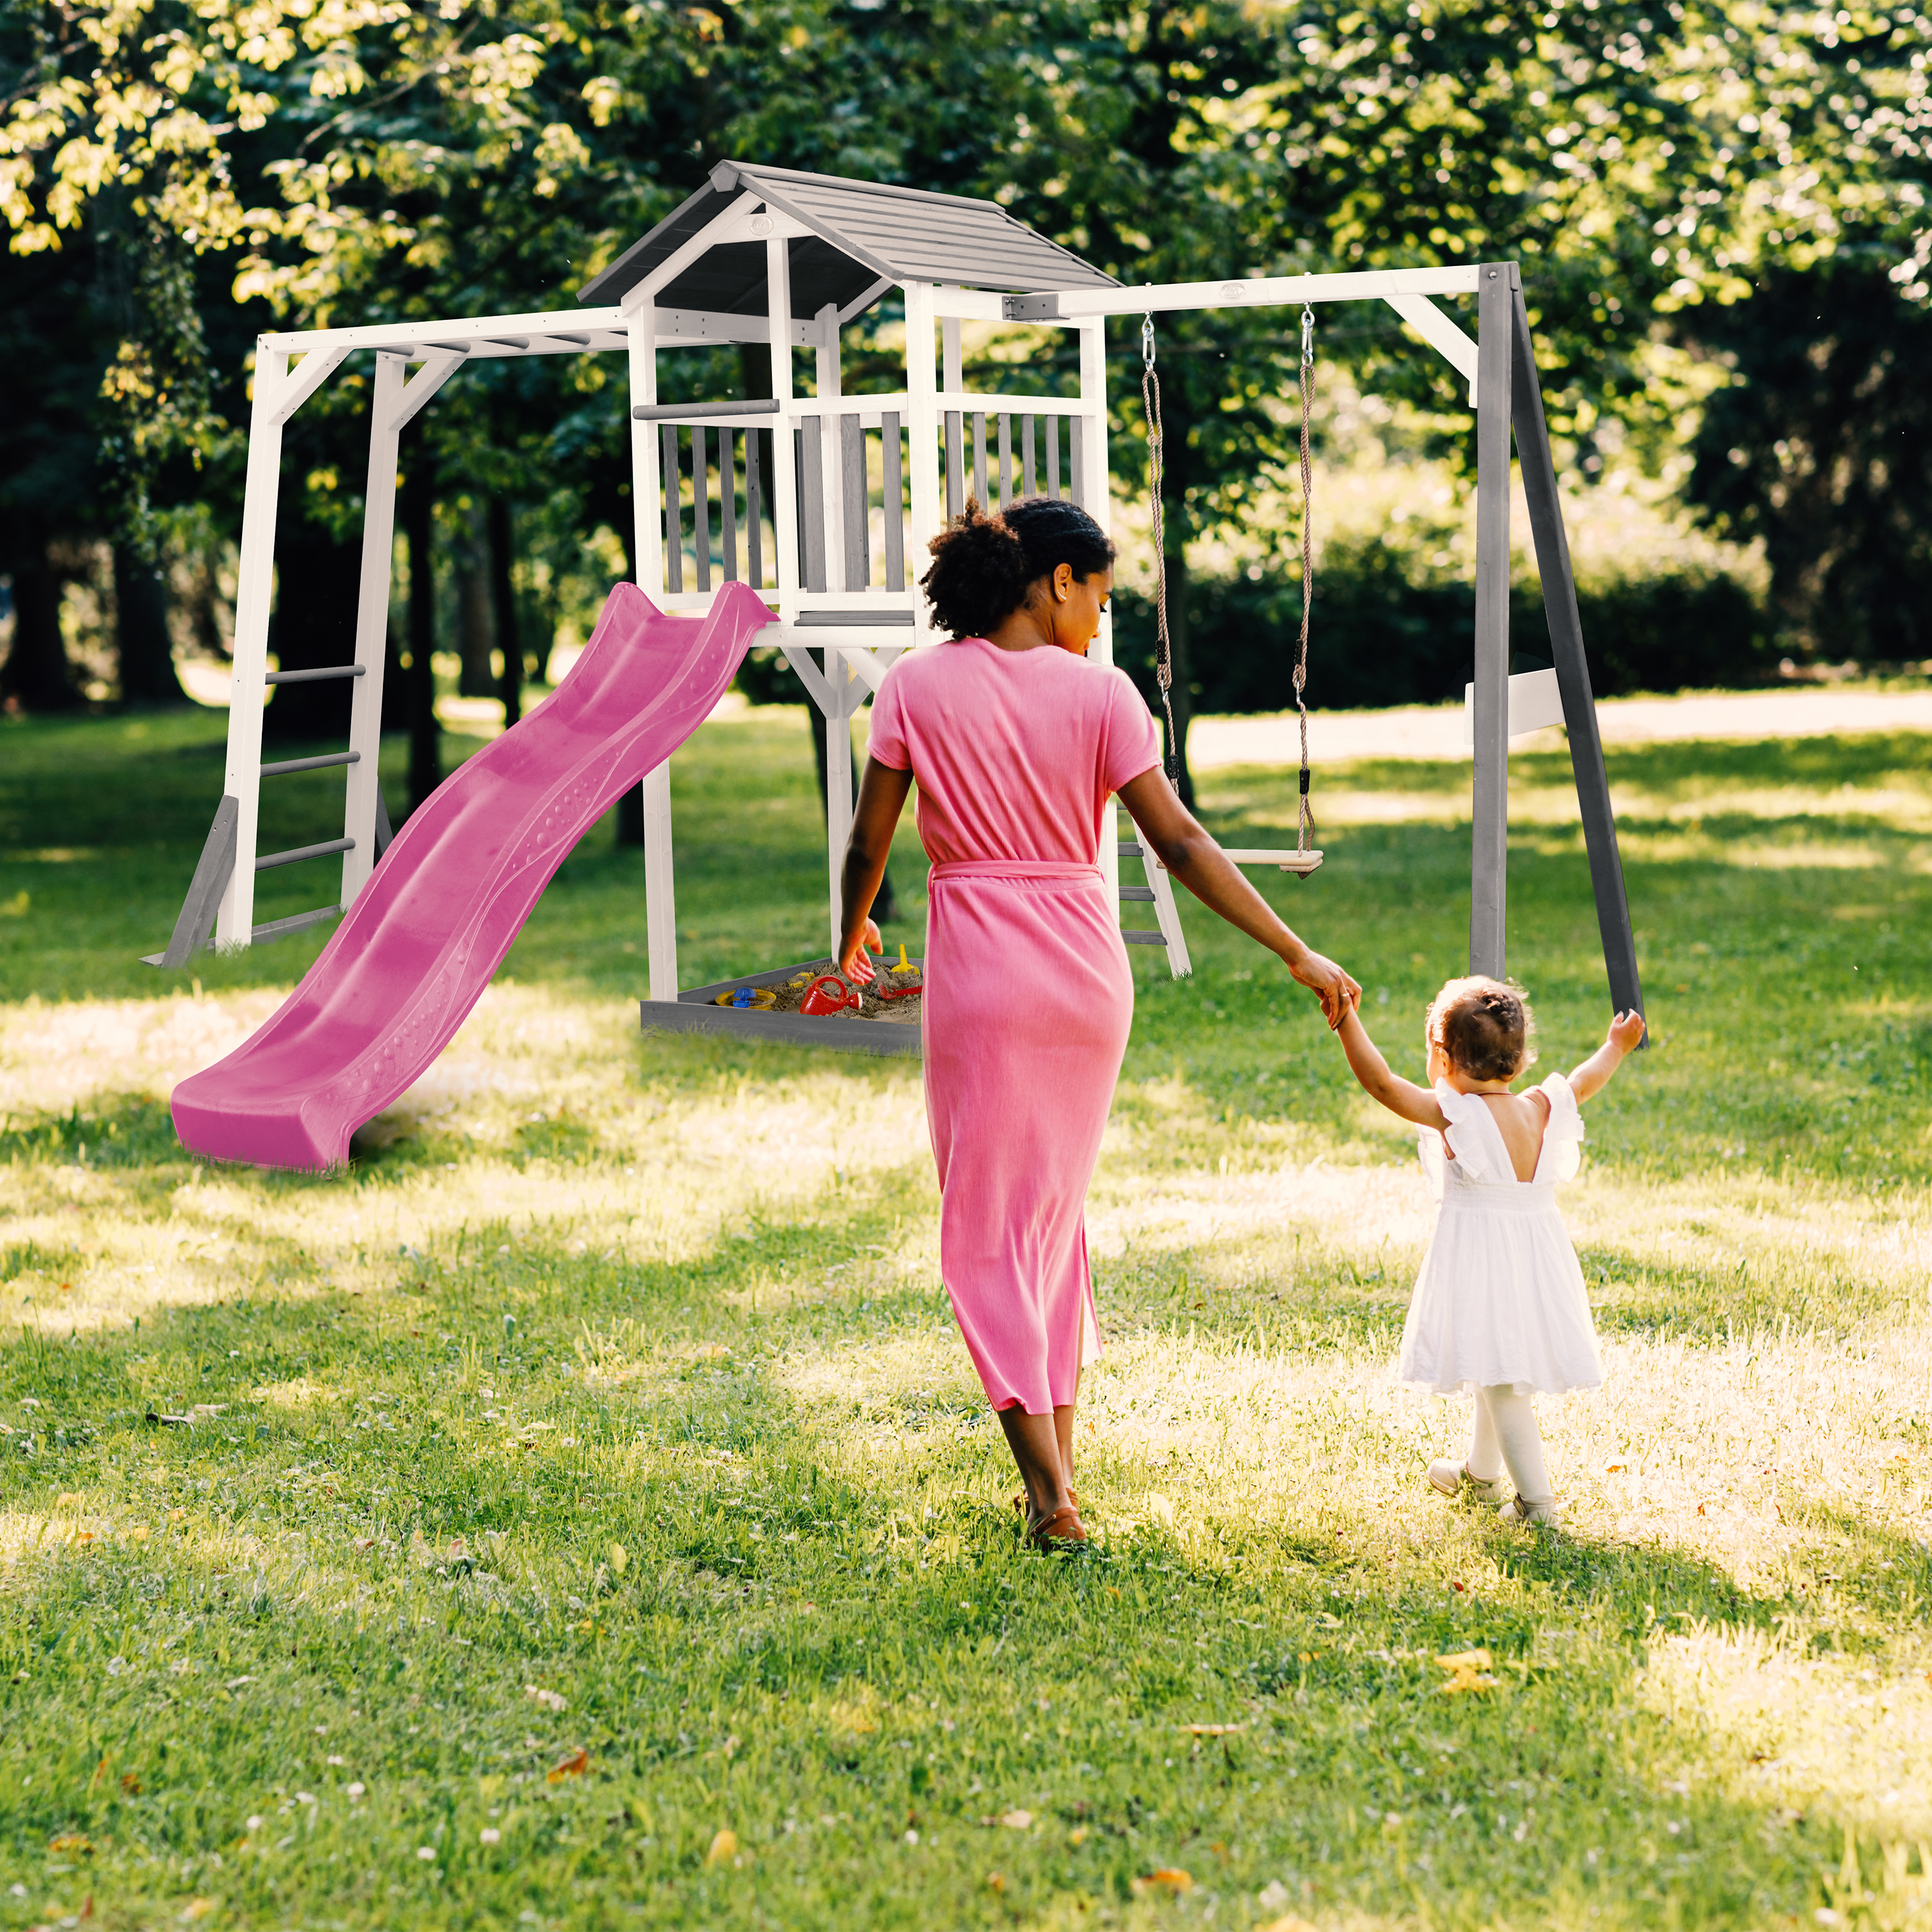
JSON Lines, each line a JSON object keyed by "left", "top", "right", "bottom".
{"left": 1013, "top": 258, "right": 1645, "bottom": 1030}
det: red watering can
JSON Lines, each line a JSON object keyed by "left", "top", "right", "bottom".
{"left": 799, "top": 974, "right": 862, "bottom": 1017}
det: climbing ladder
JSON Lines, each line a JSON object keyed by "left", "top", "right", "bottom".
{"left": 1118, "top": 838, "right": 1191, "bottom": 978}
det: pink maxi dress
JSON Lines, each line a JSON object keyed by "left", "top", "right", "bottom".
{"left": 866, "top": 636, "right": 1160, "bottom": 1416}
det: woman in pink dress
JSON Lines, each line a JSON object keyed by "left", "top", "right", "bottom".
{"left": 837, "top": 500, "right": 1358, "bottom": 1548}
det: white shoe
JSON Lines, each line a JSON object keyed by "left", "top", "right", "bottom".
{"left": 1502, "top": 1493, "right": 1560, "bottom": 1526}
{"left": 1427, "top": 1459, "right": 1511, "bottom": 1506}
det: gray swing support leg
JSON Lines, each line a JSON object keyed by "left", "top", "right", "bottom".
{"left": 146, "top": 795, "right": 239, "bottom": 968}
{"left": 1509, "top": 286, "right": 1646, "bottom": 1030}
{"left": 1469, "top": 265, "right": 1513, "bottom": 979}
{"left": 1468, "top": 265, "right": 1646, "bottom": 1028}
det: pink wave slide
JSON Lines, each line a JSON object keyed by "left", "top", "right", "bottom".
{"left": 171, "top": 582, "right": 774, "bottom": 1171}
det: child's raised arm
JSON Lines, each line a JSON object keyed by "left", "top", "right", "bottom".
{"left": 1568, "top": 1009, "right": 1647, "bottom": 1103}
{"left": 1334, "top": 1003, "right": 1448, "bottom": 1132}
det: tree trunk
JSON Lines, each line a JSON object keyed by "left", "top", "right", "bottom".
{"left": 263, "top": 520, "right": 358, "bottom": 743}
{"left": 1, "top": 550, "right": 82, "bottom": 711}
{"left": 113, "top": 542, "right": 188, "bottom": 706}
{"left": 491, "top": 495, "right": 522, "bottom": 729}
{"left": 455, "top": 498, "right": 495, "bottom": 697}
{"left": 403, "top": 477, "right": 440, "bottom": 815}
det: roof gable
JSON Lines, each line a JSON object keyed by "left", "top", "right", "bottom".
{"left": 576, "top": 161, "right": 1117, "bottom": 313}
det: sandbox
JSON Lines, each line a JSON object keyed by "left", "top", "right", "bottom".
{"left": 639, "top": 957, "right": 923, "bottom": 1058}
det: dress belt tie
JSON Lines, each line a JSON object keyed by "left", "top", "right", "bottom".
{"left": 930, "top": 860, "right": 1103, "bottom": 884}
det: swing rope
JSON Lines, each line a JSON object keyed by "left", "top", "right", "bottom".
{"left": 1294, "top": 303, "right": 1316, "bottom": 857}
{"left": 1141, "top": 316, "right": 1181, "bottom": 790}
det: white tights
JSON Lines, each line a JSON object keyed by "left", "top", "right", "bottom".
{"left": 1466, "top": 1385, "right": 1553, "bottom": 1509}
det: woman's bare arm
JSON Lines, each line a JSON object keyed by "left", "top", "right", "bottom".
{"left": 837, "top": 757, "right": 915, "bottom": 980}
{"left": 1334, "top": 1006, "right": 1448, "bottom": 1130}
{"left": 1115, "top": 766, "right": 1360, "bottom": 1027}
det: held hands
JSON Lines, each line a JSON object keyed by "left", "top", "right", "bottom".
{"left": 1289, "top": 949, "right": 1363, "bottom": 1030}
{"left": 840, "top": 920, "right": 883, "bottom": 985}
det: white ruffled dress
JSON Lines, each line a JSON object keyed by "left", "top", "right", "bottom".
{"left": 1397, "top": 1072, "right": 1604, "bottom": 1397}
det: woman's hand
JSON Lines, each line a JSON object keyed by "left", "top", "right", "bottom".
{"left": 1288, "top": 949, "right": 1361, "bottom": 1030}
{"left": 840, "top": 920, "right": 882, "bottom": 983}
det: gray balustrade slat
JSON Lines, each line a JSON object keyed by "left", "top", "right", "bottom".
{"left": 720, "top": 430, "right": 739, "bottom": 583}
{"left": 1046, "top": 417, "right": 1061, "bottom": 498}
{"left": 841, "top": 415, "right": 869, "bottom": 592}
{"left": 998, "top": 413, "right": 1013, "bottom": 508}
{"left": 661, "top": 423, "right": 683, "bottom": 593}
{"left": 746, "top": 426, "right": 764, "bottom": 588}
{"left": 1069, "top": 417, "right": 1086, "bottom": 509}
{"left": 692, "top": 426, "right": 712, "bottom": 593}
{"left": 972, "top": 413, "right": 987, "bottom": 507}
{"left": 945, "top": 412, "right": 964, "bottom": 520}
{"left": 882, "top": 412, "right": 904, "bottom": 589}
{"left": 799, "top": 417, "right": 828, "bottom": 594}
{"left": 1023, "top": 415, "right": 1037, "bottom": 498}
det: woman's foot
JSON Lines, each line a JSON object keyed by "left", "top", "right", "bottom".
{"left": 1427, "top": 1459, "right": 1511, "bottom": 1507}
{"left": 1025, "top": 1503, "right": 1088, "bottom": 1549}
{"left": 1012, "top": 1486, "right": 1079, "bottom": 1516}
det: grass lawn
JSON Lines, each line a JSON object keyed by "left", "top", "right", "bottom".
{"left": 1, "top": 695, "right": 1929, "bottom": 1931}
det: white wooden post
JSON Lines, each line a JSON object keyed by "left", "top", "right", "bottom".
{"left": 624, "top": 296, "right": 678, "bottom": 1002}
{"left": 216, "top": 342, "right": 289, "bottom": 946}
{"left": 942, "top": 310, "right": 962, "bottom": 394}
{"left": 815, "top": 302, "right": 846, "bottom": 591}
{"left": 768, "top": 236, "right": 799, "bottom": 610}
{"left": 825, "top": 655, "right": 857, "bottom": 959}
{"left": 627, "top": 298, "right": 663, "bottom": 596}
{"left": 1077, "top": 319, "right": 1122, "bottom": 905}
{"left": 904, "top": 283, "right": 940, "bottom": 647}
{"left": 340, "top": 352, "right": 404, "bottom": 907}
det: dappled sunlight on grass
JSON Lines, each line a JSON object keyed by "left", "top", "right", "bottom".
{"left": 3, "top": 710, "right": 1932, "bottom": 1926}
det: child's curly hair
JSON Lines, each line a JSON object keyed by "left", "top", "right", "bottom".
{"left": 918, "top": 497, "right": 1116, "bottom": 639}
{"left": 1426, "top": 975, "right": 1537, "bottom": 1083}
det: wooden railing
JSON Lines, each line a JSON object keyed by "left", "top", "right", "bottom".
{"left": 641, "top": 395, "right": 1092, "bottom": 605}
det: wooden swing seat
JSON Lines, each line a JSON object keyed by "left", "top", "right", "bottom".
{"left": 1222, "top": 848, "right": 1324, "bottom": 875}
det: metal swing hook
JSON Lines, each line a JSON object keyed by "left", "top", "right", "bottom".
{"left": 1300, "top": 304, "right": 1315, "bottom": 369}
{"left": 1142, "top": 313, "right": 1158, "bottom": 371}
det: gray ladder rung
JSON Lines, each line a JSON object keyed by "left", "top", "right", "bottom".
{"left": 1120, "top": 886, "right": 1155, "bottom": 902}
{"left": 266, "top": 665, "right": 366, "bottom": 685}
{"left": 793, "top": 610, "right": 915, "bottom": 629}
{"left": 1122, "top": 929, "right": 1167, "bottom": 945}
{"left": 261, "top": 750, "right": 360, "bottom": 778}
{"left": 255, "top": 836, "right": 355, "bottom": 871}
{"left": 1118, "top": 840, "right": 1143, "bottom": 858}
{"left": 251, "top": 905, "right": 343, "bottom": 943}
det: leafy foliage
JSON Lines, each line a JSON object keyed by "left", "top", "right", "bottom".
{"left": 1683, "top": 255, "right": 1932, "bottom": 659}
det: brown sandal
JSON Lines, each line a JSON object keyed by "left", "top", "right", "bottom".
{"left": 1025, "top": 1504, "right": 1089, "bottom": 1549}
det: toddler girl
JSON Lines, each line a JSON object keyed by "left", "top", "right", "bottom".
{"left": 1332, "top": 975, "right": 1645, "bottom": 1524}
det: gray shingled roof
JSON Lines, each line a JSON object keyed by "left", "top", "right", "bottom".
{"left": 577, "top": 160, "right": 1119, "bottom": 314}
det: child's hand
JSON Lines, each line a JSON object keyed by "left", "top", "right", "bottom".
{"left": 1607, "top": 1009, "right": 1647, "bottom": 1056}
{"left": 840, "top": 920, "right": 883, "bottom": 984}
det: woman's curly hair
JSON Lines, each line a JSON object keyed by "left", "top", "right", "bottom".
{"left": 919, "top": 496, "right": 1116, "bottom": 639}
{"left": 1426, "top": 975, "right": 1537, "bottom": 1083}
